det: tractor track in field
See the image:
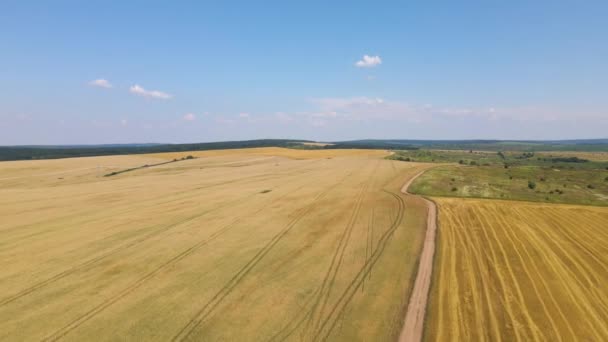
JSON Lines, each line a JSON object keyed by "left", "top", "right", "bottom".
{"left": 170, "top": 170, "right": 355, "bottom": 342}
{"left": 268, "top": 188, "right": 405, "bottom": 342}
{"left": 1, "top": 169, "right": 302, "bottom": 243}
{"left": 2, "top": 195, "right": 250, "bottom": 308}
{"left": 305, "top": 160, "right": 379, "bottom": 335}
{"left": 314, "top": 190, "right": 405, "bottom": 341}
{"left": 362, "top": 207, "right": 375, "bottom": 291}
{"left": 0, "top": 161, "right": 324, "bottom": 240}
{"left": 398, "top": 170, "right": 437, "bottom": 342}
{"left": 0, "top": 166, "right": 325, "bottom": 308}
{"left": 40, "top": 178, "right": 317, "bottom": 342}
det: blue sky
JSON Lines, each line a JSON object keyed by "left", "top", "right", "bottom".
{"left": 1, "top": 1, "right": 607, "bottom": 144}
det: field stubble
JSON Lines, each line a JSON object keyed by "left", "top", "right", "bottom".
{"left": 427, "top": 197, "right": 608, "bottom": 341}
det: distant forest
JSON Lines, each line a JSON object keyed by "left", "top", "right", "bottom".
{"left": 1, "top": 139, "right": 607, "bottom": 161}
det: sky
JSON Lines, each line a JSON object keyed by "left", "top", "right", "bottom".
{"left": 1, "top": 1, "right": 607, "bottom": 145}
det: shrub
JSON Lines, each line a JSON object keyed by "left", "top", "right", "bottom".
{"left": 605, "top": 176, "right": 608, "bottom": 181}
{"left": 504, "top": 164, "right": 509, "bottom": 169}
{"left": 539, "top": 176, "right": 546, "bottom": 182}
{"left": 458, "top": 160, "right": 464, "bottom": 164}
{"left": 550, "top": 157, "right": 588, "bottom": 163}
{"left": 186, "top": 155, "right": 194, "bottom": 159}
{"left": 469, "top": 161, "right": 477, "bottom": 166}
{"left": 451, "top": 187, "right": 458, "bottom": 192}
{"left": 587, "top": 184, "right": 595, "bottom": 189}
{"left": 528, "top": 180, "right": 536, "bottom": 190}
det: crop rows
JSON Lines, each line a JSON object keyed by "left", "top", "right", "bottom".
{"left": 427, "top": 198, "right": 608, "bottom": 341}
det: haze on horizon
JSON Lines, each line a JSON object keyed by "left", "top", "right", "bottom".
{"left": 1, "top": 1, "right": 607, "bottom": 145}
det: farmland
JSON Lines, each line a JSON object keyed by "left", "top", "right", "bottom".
{"left": 0, "top": 148, "right": 430, "bottom": 341}
{"left": 426, "top": 198, "right": 608, "bottom": 341}
{"left": 394, "top": 149, "right": 608, "bottom": 206}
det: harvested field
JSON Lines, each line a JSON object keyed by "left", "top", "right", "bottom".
{"left": 147, "top": 147, "right": 388, "bottom": 161}
{"left": 427, "top": 198, "right": 608, "bottom": 341}
{"left": 0, "top": 148, "right": 428, "bottom": 341}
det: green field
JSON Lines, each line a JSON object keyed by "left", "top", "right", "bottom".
{"left": 392, "top": 150, "right": 608, "bottom": 206}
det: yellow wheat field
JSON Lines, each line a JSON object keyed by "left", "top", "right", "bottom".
{"left": 148, "top": 147, "right": 389, "bottom": 161}
{"left": 0, "top": 148, "right": 428, "bottom": 341}
{"left": 427, "top": 198, "right": 608, "bottom": 341}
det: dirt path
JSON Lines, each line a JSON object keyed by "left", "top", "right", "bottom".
{"left": 398, "top": 170, "right": 437, "bottom": 342}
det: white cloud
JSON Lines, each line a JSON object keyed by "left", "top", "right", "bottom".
{"left": 129, "top": 84, "right": 172, "bottom": 100}
{"left": 355, "top": 55, "right": 382, "bottom": 68}
{"left": 239, "top": 112, "right": 250, "bottom": 118}
{"left": 120, "top": 119, "right": 128, "bottom": 126}
{"left": 183, "top": 113, "right": 196, "bottom": 121}
{"left": 89, "top": 79, "right": 112, "bottom": 88}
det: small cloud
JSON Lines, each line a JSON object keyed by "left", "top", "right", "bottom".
{"left": 120, "top": 119, "right": 128, "bottom": 126}
{"left": 89, "top": 79, "right": 112, "bottom": 88}
{"left": 183, "top": 113, "right": 196, "bottom": 121}
{"left": 355, "top": 55, "right": 382, "bottom": 68}
{"left": 238, "top": 112, "right": 250, "bottom": 118}
{"left": 129, "top": 84, "right": 172, "bottom": 100}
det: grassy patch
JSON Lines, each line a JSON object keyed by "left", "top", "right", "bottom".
{"left": 391, "top": 149, "right": 608, "bottom": 205}
{"left": 409, "top": 164, "right": 608, "bottom": 206}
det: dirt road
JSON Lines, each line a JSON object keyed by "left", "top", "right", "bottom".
{"left": 399, "top": 171, "right": 437, "bottom": 342}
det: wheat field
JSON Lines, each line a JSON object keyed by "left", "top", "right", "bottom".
{"left": 0, "top": 148, "right": 429, "bottom": 341}
{"left": 426, "top": 198, "right": 608, "bottom": 341}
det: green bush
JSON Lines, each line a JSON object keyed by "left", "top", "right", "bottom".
{"left": 528, "top": 180, "right": 536, "bottom": 190}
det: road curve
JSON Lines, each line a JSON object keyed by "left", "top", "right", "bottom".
{"left": 398, "top": 170, "right": 437, "bottom": 342}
